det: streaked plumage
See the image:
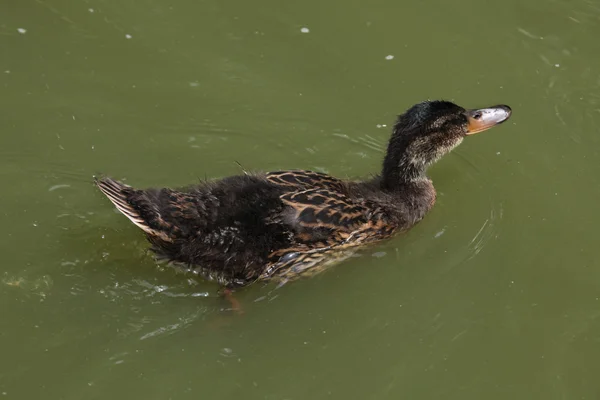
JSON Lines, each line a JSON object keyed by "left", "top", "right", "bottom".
{"left": 96, "top": 100, "right": 512, "bottom": 287}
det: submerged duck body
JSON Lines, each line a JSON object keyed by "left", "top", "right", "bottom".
{"left": 96, "top": 100, "right": 511, "bottom": 287}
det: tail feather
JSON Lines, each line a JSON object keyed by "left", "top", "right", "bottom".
{"left": 94, "top": 177, "right": 173, "bottom": 242}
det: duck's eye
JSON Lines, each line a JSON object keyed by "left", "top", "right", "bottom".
{"left": 472, "top": 112, "right": 482, "bottom": 120}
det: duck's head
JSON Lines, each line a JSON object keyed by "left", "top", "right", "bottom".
{"left": 382, "top": 100, "right": 511, "bottom": 188}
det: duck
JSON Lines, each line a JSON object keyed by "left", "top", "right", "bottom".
{"left": 95, "top": 100, "right": 511, "bottom": 288}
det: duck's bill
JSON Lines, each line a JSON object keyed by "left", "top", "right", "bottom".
{"left": 465, "top": 105, "right": 512, "bottom": 135}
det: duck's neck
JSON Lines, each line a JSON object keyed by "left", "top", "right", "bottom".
{"left": 381, "top": 135, "right": 428, "bottom": 190}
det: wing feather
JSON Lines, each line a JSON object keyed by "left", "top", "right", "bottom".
{"left": 280, "top": 188, "right": 368, "bottom": 241}
{"left": 266, "top": 170, "right": 345, "bottom": 192}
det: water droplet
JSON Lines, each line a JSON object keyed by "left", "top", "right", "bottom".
{"left": 220, "top": 347, "right": 234, "bottom": 357}
{"left": 155, "top": 285, "right": 167, "bottom": 292}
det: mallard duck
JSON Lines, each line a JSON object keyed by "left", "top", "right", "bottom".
{"left": 96, "top": 100, "right": 511, "bottom": 288}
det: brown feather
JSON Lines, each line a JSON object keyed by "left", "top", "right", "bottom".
{"left": 94, "top": 178, "right": 174, "bottom": 242}
{"left": 94, "top": 100, "right": 511, "bottom": 287}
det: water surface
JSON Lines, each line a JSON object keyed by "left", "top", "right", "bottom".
{"left": 2, "top": 0, "right": 600, "bottom": 399}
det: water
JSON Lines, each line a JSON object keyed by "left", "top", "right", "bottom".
{"left": 2, "top": 0, "right": 600, "bottom": 398}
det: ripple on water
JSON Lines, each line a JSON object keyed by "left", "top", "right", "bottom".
{"left": 432, "top": 150, "right": 506, "bottom": 272}
{"left": 332, "top": 130, "right": 386, "bottom": 155}
{"left": 93, "top": 276, "right": 215, "bottom": 340}
{"left": 138, "top": 310, "right": 202, "bottom": 341}
{"left": 2, "top": 273, "right": 54, "bottom": 299}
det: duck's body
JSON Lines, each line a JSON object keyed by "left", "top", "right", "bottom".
{"left": 96, "top": 170, "right": 435, "bottom": 286}
{"left": 96, "top": 100, "right": 511, "bottom": 287}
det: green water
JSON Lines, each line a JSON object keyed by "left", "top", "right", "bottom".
{"left": 2, "top": 0, "right": 600, "bottom": 398}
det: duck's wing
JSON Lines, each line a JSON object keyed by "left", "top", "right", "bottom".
{"left": 266, "top": 170, "right": 346, "bottom": 192}
{"left": 267, "top": 170, "right": 375, "bottom": 241}
{"left": 279, "top": 188, "right": 369, "bottom": 240}
{"left": 263, "top": 187, "right": 377, "bottom": 280}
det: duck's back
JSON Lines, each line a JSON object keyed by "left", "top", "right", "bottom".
{"left": 96, "top": 170, "right": 389, "bottom": 286}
